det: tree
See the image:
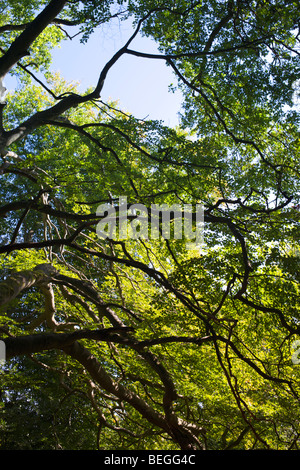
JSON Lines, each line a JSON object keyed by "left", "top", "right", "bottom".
{"left": 0, "top": 0, "right": 299, "bottom": 450}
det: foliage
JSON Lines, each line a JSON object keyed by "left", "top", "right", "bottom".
{"left": 0, "top": 0, "right": 299, "bottom": 451}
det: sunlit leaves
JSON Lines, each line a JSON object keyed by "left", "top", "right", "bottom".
{"left": 0, "top": 0, "right": 299, "bottom": 451}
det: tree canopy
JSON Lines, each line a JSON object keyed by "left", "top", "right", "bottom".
{"left": 0, "top": 0, "right": 299, "bottom": 451}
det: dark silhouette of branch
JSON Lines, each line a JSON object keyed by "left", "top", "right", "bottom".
{"left": 0, "top": 0, "right": 68, "bottom": 80}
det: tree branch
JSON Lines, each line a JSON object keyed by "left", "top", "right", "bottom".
{"left": 2, "top": 327, "right": 134, "bottom": 359}
{"left": 0, "top": 0, "right": 68, "bottom": 80}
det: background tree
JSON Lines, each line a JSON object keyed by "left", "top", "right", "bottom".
{"left": 0, "top": 0, "right": 299, "bottom": 450}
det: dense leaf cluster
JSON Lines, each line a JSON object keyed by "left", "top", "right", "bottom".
{"left": 0, "top": 0, "right": 299, "bottom": 450}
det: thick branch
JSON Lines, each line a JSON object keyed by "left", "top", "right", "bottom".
{"left": 1, "top": 10, "right": 154, "bottom": 149}
{"left": 0, "top": 268, "right": 44, "bottom": 307}
{"left": 1, "top": 326, "right": 204, "bottom": 449}
{"left": 2, "top": 327, "right": 134, "bottom": 359}
{"left": 0, "top": 0, "right": 67, "bottom": 80}
{"left": 62, "top": 339, "right": 202, "bottom": 449}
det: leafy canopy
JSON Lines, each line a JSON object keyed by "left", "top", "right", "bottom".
{"left": 0, "top": 0, "right": 299, "bottom": 451}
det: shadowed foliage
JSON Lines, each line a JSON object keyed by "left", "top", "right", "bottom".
{"left": 0, "top": 0, "right": 299, "bottom": 450}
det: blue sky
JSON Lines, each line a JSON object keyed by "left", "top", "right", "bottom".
{"left": 50, "top": 20, "right": 183, "bottom": 127}
{"left": 4, "top": 19, "right": 183, "bottom": 127}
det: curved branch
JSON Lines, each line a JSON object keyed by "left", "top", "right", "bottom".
{"left": 1, "top": 10, "right": 159, "bottom": 150}
{"left": 0, "top": 0, "right": 68, "bottom": 80}
{"left": 2, "top": 327, "right": 134, "bottom": 359}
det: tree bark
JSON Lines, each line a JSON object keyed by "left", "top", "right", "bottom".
{"left": 0, "top": 264, "right": 204, "bottom": 449}
{"left": 0, "top": 269, "right": 43, "bottom": 307}
{"left": 2, "top": 328, "right": 133, "bottom": 359}
{"left": 1, "top": 329, "right": 203, "bottom": 449}
{"left": 0, "top": 0, "right": 67, "bottom": 80}
{"left": 62, "top": 340, "right": 203, "bottom": 449}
